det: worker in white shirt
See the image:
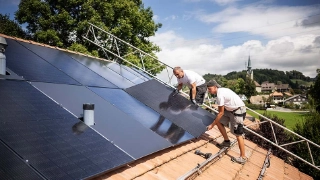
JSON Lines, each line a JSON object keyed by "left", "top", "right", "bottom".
{"left": 206, "top": 80, "right": 247, "bottom": 164}
{"left": 173, "top": 67, "right": 206, "bottom": 105}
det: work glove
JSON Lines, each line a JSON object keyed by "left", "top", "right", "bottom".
{"left": 191, "top": 99, "right": 197, "bottom": 105}
{"left": 172, "top": 89, "right": 179, "bottom": 96}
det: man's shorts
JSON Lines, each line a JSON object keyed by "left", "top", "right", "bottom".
{"left": 189, "top": 83, "right": 207, "bottom": 104}
{"left": 219, "top": 107, "right": 246, "bottom": 136}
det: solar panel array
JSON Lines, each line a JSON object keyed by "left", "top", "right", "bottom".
{"left": 0, "top": 37, "right": 215, "bottom": 179}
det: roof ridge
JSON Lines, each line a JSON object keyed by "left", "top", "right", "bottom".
{"left": 0, "top": 33, "right": 112, "bottom": 63}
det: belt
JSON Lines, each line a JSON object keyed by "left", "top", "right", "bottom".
{"left": 234, "top": 112, "right": 246, "bottom": 117}
{"left": 232, "top": 107, "right": 241, "bottom": 113}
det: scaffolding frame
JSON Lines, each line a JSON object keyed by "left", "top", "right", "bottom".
{"left": 83, "top": 23, "right": 320, "bottom": 171}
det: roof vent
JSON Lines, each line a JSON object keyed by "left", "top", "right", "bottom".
{"left": 83, "top": 103, "right": 95, "bottom": 126}
{"left": 0, "top": 37, "right": 8, "bottom": 75}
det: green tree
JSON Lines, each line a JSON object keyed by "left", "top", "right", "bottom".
{"left": 292, "top": 112, "right": 320, "bottom": 178}
{"left": 225, "top": 78, "right": 245, "bottom": 94}
{"left": 0, "top": 14, "right": 27, "bottom": 38}
{"left": 245, "top": 113, "right": 292, "bottom": 160}
{"left": 243, "top": 77, "right": 256, "bottom": 98}
{"left": 15, "top": 0, "right": 164, "bottom": 74}
{"left": 309, "top": 69, "right": 320, "bottom": 112}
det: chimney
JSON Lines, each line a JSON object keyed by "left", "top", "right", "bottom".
{"left": 83, "top": 103, "right": 95, "bottom": 126}
{"left": 0, "top": 37, "right": 8, "bottom": 75}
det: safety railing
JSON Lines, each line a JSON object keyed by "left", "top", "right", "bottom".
{"left": 258, "top": 148, "right": 272, "bottom": 180}
{"left": 243, "top": 107, "right": 320, "bottom": 171}
{"left": 83, "top": 23, "right": 320, "bottom": 172}
{"left": 82, "top": 23, "right": 177, "bottom": 87}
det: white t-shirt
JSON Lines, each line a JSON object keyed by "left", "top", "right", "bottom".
{"left": 216, "top": 88, "right": 245, "bottom": 111}
{"left": 177, "top": 70, "right": 205, "bottom": 88}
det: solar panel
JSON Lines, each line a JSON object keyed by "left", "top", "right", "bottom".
{"left": 67, "top": 53, "right": 138, "bottom": 88}
{"left": 89, "top": 87, "right": 195, "bottom": 144}
{"left": 125, "top": 79, "right": 216, "bottom": 137}
{"left": 18, "top": 41, "right": 118, "bottom": 88}
{"left": 5, "top": 39, "right": 80, "bottom": 85}
{"left": 106, "top": 63, "right": 149, "bottom": 84}
{"left": 0, "top": 142, "right": 43, "bottom": 180}
{"left": 31, "top": 81, "right": 173, "bottom": 158}
{"left": 0, "top": 80, "right": 134, "bottom": 179}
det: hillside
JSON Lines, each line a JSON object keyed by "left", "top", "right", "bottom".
{"left": 203, "top": 69, "right": 315, "bottom": 89}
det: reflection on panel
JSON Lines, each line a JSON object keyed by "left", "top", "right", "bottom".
{"left": 0, "top": 142, "right": 43, "bottom": 180}
{"left": 105, "top": 63, "right": 148, "bottom": 84}
{"left": 125, "top": 80, "right": 215, "bottom": 137}
{"left": 68, "top": 53, "right": 139, "bottom": 88}
{"left": 19, "top": 41, "right": 118, "bottom": 88}
{"left": 89, "top": 87, "right": 194, "bottom": 144}
{"left": 31, "top": 82, "right": 173, "bottom": 158}
{"left": 0, "top": 80, "right": 134, "bottom": 179}
{"left": 5, "top": 39, "right": 80, "bottom": 85}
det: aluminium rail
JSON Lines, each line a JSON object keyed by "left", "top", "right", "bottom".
{"left": 177, "top": 141, "right": 238, "bottom": 180}
{"left": 258, "top": 148, "right": 272, "bottom": 180}
{"left": 83, "top": 23, "right": 320, "bottom": 172}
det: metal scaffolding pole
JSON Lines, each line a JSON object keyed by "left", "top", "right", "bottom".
{"left": 83, "top": 23, "right": 320, "bottom": 172}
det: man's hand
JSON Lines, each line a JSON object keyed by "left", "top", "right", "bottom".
{"left": 206, "top": 124, "right": 215, "bottom": 131}
{"left": 191, "top": 99, "right": 197, "bottom": 105}
{"left": 172, "top": 89, "right": 179, "bottom": 96}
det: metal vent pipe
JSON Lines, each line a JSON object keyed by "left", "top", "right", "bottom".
{"left": 83, "top": 103, "right": 95, "bottom": 126}
{"left": 0, "top": 37, "right": 8, "bottom": 75}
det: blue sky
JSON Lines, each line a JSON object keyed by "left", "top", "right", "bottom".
{"left": 143, "top": 0, "right": 320, "bottom": 78}
{"left": 1, "top": 0, "right": 319, "bottom": 78}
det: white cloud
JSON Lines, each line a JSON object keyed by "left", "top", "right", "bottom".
{"left": 183, "top": 0, "right": 240, "bottom": 5}
{"left": 197, "top": 4, "right": 320, "bottom": 39}
{"left": 152, "top": 15, "right": 159, "bottom": 21}
{"left": 151, "top": 31, "right": 320, "bottom": 79}
{"left": 211, "top": 0, "right": 241, "bottom": 6}
{"left": 164, "top": 15, "right": 178, "bottom": 21}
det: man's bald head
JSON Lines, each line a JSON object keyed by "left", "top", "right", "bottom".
{"left": 173, "top": 67, "right": 184, "bottom": 79}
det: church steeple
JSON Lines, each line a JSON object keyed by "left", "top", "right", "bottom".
{"left": 247, "top": 56, "right": 253, "bottom": 80}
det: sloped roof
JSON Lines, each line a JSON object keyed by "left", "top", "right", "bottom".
{"left": 284, "top": 94, "right": 307, "bottom": 102}
{"left": 250, "top": 95, "right": 270, "bottom": 104}
{"left": 284, "top": 92, "right": 293, "bottom": 97}
{"left": 0, "top": 34, "right": 313, "bottom": 180}
{"left": 254, "top": 81, "right": 261, "bottom": 87}
{"left": 261, "top": 82, "right": 275, "bottom": 89}
{"left": 276, "top": 84, "right": 289, "bottom": 89}
{"left": 270, "top": 91, "right": 283, "bottom": 97}
{"left": 95, "top": 125, "right": 312, "bottom": 180}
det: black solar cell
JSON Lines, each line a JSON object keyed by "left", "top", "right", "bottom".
{"left": 5, "top": 39, "right": 80, "bottom": 85}
{"left": 125, "top": 79, "right": 216, "bottom": 137}
{"left": 89, "top": 87, "right": 195, "bottom": 144}
{"left": 19, "top": 41, "right": 118, "bottom": 88}
{"left": 0, "top": 142, "right": 43, "bottom": 180}
{"left": 0, "top": 80, "right": 133, "bottom": 179}
{"left": 31, "top": 81, "right": 173, "bottom": 159}
{"left": 67, "top": 53, "right": 138, "bottom": 88}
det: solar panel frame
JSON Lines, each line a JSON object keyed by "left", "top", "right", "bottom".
{"left": 30, "top": 81, "right": 173, "bottom": 159}
{"left": 89, "top": 87, "right": 195, "bottom": 145}
{"left": 19, "top": 41, "right": 118, "bottom": 88}
{"left": 125, "top": 79, "right": 216, "bottom": 137}
{"left": 0, "top": 80, "right": 134, "bottom": 179}
{"left": 67, "top": 53, "right": 140, "bottom": 88}
{"left": 5, "top": 39, "right": 80, "bottom": 85}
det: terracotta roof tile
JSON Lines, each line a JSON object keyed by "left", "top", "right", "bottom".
{"left": 264, "top": 155, "right": 285, "bottom": 179}
{"left": 299, "top": 172, "right": 314, "bottom": 180}
{"left": 284, "top": 163, "right": 300, "bottom": 179}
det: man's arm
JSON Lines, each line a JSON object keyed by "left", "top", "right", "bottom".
{"left": 177, "top": 83, "right": 183, "bottom": 91}
{"left": 190, "top": 82, "right": 197, "bottom": 100}
{"left": 207, "top": 106, "right": 224, "bottom": 130}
